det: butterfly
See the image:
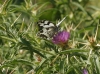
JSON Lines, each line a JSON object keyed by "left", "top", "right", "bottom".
{"left": 37, "top": 16, "right": 67, "bottom": 39}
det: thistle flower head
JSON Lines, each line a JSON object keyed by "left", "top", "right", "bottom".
{"left": 52, "top": 31, "right": 70, "bottom": 45}
{"left": 82, "top": 68, "right": 88, "bottom": 74}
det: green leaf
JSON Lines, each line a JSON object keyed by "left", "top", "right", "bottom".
{"left": 95, "top": 56, "right": 100, "bottom": 74}
{"left": 0, "top": 36, "right": 17, "bottom": 43}
{"left": 59, "top": 48, "right": 88, "bottom": 54}
{"left": 72, "top": 2, "right": 87, "bottom": 14}
{"left": 20, "top": 36, "right": 47, "bottom": 59}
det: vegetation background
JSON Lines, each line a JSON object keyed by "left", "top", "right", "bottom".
{"left": 0, "top": 0, "right": 100, "bottom": 74}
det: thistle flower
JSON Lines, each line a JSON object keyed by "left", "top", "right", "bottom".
{"left": 52, "top": 31, "right": 70, "bottom": 45}
{"left": 82, "top": 68, "right": 88, "bottom": 74}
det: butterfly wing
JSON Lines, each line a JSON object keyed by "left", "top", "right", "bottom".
{"left": 37, "top": 20, "right": 58, "bottom": 39}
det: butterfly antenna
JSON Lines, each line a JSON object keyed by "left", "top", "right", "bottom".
{"left": 56, "top": 16, "right": 67, "bottom": 27}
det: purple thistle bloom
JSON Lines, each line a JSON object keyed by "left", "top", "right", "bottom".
{"left": 82, "top": 68, "right": 88, "bottom": 74}
{"left": 52, "top": 31, "right": 70, "bottom": 45}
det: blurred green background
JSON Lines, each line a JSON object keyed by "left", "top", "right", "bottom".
{"left": 0, "top": 0, "right": 100, "bottom": 74}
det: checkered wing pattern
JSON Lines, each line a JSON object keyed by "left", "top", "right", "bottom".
{"left": 37, "top": 20, "right": 58, "bottom": 39}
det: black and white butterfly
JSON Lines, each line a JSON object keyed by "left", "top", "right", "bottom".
{"left": 37, "top": 16, "right": 66, "bottom": 39}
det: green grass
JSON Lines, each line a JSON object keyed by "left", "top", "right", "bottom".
{"left": 0, "top": 0, "right": 100, "bottom": 74}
